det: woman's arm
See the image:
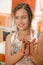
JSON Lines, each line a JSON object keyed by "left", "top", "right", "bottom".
{"left": 30, "top": 32, "right": 43, "bottom": 65}
{"left": 30, "top": 55, "right": 43, "bottom": 65}
{"left": 5, "top": 34, "right": 24, "bottom": 65}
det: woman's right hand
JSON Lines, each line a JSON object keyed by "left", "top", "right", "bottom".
{"left": 21, "top": 41, "right": 26, "bottom": 55}
{"left": 21, "top": 40, "right": 30, "bottom": 56}
{"left": 24, "top": 41, "right": 30, "bottom": 56}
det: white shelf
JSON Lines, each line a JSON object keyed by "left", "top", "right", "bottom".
{"left": 0, "top": 42, "right": 5, "bottom": 54}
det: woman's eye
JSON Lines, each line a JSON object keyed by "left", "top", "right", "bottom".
{"left": 22, "top": 16, "right": 27, "bottom": 19}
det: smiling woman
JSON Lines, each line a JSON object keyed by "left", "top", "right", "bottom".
{"left": 5, "top": 3, "right": 34, "bottom": 65}
{"left": 5, "top": 3, "right": 43, "bottom": 65}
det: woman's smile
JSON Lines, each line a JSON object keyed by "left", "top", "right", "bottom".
{"left": 19, "top": 23, "right": 24, "bottom": 27}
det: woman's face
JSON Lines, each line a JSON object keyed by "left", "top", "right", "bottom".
{"left": 14, "top": 8, "right": 29, "bottom": 31}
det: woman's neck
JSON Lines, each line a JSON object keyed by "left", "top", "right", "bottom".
{"left": 18, "top": 28, "right": 30, "bottom": 41}
{"left": 19, "top": 28, "right": 30, "bottom": 36}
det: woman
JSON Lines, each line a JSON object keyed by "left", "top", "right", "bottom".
{"left": 5, "top": 3, "right": 43, "bottom": 65}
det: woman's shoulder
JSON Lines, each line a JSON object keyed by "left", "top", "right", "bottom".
{"left": 6, "top": 31, "right": 17, "bottom": 41}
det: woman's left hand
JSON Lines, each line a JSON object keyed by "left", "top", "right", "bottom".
{"left": 30, "top": 39, "right": 37, "bottom": 56}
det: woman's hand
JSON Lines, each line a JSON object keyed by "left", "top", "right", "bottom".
{"left": 24, "top": 41, "right": 30, "bottom": 56}
{"left": 21, "top": 40, "right": 30, "bottom": 56}
{"left": 21, "top": 41, "right": 26, "bottom": 55}
{"left": 30, "top": 39, "right": 37, "bottom": 56}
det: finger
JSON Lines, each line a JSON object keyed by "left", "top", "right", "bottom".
{"left": 30, "top": 41, "right": 35, "bottom": 47}
{"left": 21, "top": 41, "right": 26, "bottom": 51}
{"left": 30, "top": 50, "right": 34, "bottom": 56}
{"left": 30, "top": 48, "right": 36, "bottom": 56}
{"left": 30, "top": 41, "right": 37, "bottom": 47}
{"left": 31, "top": 44, "right": 37, "bottom": 50}
{"left": 32, "top": 46, "right": 37, "bottom": 54}
{"left": 22, "top": 41, "right": 26, "bottom": 45}
{"left": 31, "top": 39, "right": 36, "bottom": 43}
{"left": 32, "top": 42, "right": 37, "bottom": 47}
{"left": 25, "top": 40, "right": 30, "bottom": 43}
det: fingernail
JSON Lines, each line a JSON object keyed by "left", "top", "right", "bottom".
{"left": 23, "top": 41, "right": 25, "bottom": 43}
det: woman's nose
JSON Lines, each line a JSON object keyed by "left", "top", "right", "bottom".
{"left": 18, "top": 17, "right": 23, "bottom": 23}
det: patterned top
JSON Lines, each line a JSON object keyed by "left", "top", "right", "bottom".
{"left": 11, "top": 32, "right": 35, "bottom": 65}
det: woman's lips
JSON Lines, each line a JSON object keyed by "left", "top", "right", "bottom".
{"left": 19, "top": 24, "right": 24, "bottom": 27}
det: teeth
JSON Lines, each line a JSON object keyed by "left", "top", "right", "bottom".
{"left": 19, "top": 24, "right": 24, "bottom": 27}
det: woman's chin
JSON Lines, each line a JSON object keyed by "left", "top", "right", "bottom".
{"left": 19, "top": 28, "right": 26, "bottom": 31}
